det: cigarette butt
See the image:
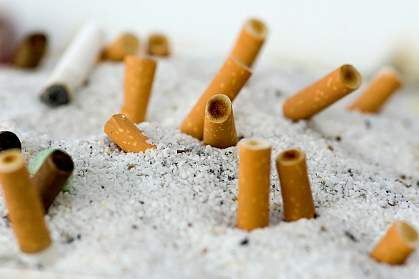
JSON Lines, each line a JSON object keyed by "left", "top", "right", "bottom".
{"left": 347, "top": 67, "right": 402, "bottom": 113}
{"left": 370, "top": 221, "right": 418, "bottom": 265}
{"left": 121, "top": 56, "right": 157, "bottom": 123}
{"left": 203, "top": 94, "right": 237, "bottom": 148}
{"left": 276, "top": 149, "right": 315, "bottom": 221}
{"left": 32, "top": 149, "right": 74, "bottom": 212}
{"left": 237, "top": 138, "right": 271, "bottom": 230}
{"left": 12, "top": 32, "right": 47, "bottom": 68}
{"left": 180, "top": 56, "right": 251, "bottom": 140}
{"left": 230, "top": 18, "right": 267, "bottom": 67}
{"left": 147, "top": 33, "right": 170, "bottom": 57}
{"left": 0, "top": 131, "right": 21, "bottom": 152}
{"left": 104, "top": 114, "right": 156, "bottom": 152}
{"left": 0, "top": 149, "right": 51, "bottom": 253}
{"left": 283, "top": 64, "right": 362, "bottom": 121}
{"left": 102, "top": 32, "right": 140, "bottom": 61}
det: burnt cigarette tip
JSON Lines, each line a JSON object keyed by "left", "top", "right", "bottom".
{"left": 340, "top": 64, "right": 362, "bottom": 90}
{"left": 0, "top": 131, "right": 22, "bottom": 152}
{"left": 40, "top": 84, "right": 71, "bottom": 107}
{"left": 51, "top": 150, "right": 74, "bottom": 172}
{"left": 206, "top": 94, "right": 231, "bottom": 123}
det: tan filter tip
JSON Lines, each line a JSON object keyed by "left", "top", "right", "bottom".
{"left": 0, "top": 149, "right": 25, "bottom": 173}
{"left": 339, "top": 64, "right": 362, "bottom": 90}
{"left": 245, "top": 18, "right": 268, "bottom": 39}
{"left": 102, "top": 32, "right": 140, "bottom": 61}
{"left": 147, "top": 33, "right": 170, "bottom": 57}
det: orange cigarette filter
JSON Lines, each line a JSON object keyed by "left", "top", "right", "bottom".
{"left": 276, "top": 149, "right": 315, "bottom": 221}
{"left": 121, "top": 55, "right": 157, "bottom": 123}
{"left": 102, "top": 32, "right": 140, "bottom": 61}
{"left": 104, "top": 114, "right": 156, "bottom": 153}
{"left": 283, "top": 64, "right": 362, "bottom": 121}
{"left": 203, "top": 94, "right": 238, "bottom": 148}
{"left": 180, "top": 56, "right": 251, "bottom": 140}
{"left": 347, "top": 67, "right": 402, "bottom": 113}
{"left": 237, "top": 138, "right": 271, "bottom": 231}
{"left": 0, "top": 149, "right": 51, "bottom": 253}
{"left": 230, "top": 18, "right": 268, "bottom": 67}
{"left": 147, "top": 33, "right": 170, "bottom": 57}
{"left": 370, "top": 221, "right": 418, "bottom": 265}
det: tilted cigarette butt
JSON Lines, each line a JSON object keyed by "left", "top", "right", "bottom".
{"left": 0, "top": 131, "right": 21, "bottom": 152}
{"left": 283, "top": 64, "right": 362, "bottom": 121}
{"left": 180, "top": 56, "right": 251, "bottom": 139}
{"left": 276, "top": 149, "right": 315, "bottom": 221}
{"left": 12, "top": 32, "right": 47, "bottom": 69}
{"left": 237, "top": 138, "right": 271, "bottom": 230}
{"left": 121, "top": 56, "right": 157, "bottom": 123}
{"left": 230, "top": 18, "right": 267, "bottom": 67}
{"left": 203, "top": 94, "right": 237, "bottom": 148}
{"left": 32, "top": 149, "right": 74, "bottom": 212}
{"left": 0, "top": 149, "right": 51, "bottom": 253}
{"left": 101, "top": 32, "right": 140, "bottom": 61}
{"left": 104, "top": 114, "right": 156, "bottom": 152}
{"left": 348, "top": 67, "right": 402, "bottom": 113}
{"left": 40, "top": 23, "right": 105, "bottom": 107}
{"left": 147, "top": 33, "right": 170, "bottom": 57}
{"left": 370, "top": 221, "right": 418, "bottom": 265}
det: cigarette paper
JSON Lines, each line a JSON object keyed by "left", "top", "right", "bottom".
{"left": 237, "top": 138, "right": 271, "bottom": 230}
{"left": 104, "top": 114, "right": 156, "bottom": 152}
{"left": 0, "top": 149, "right": 51, "bottom": 253}
{"left": 121, "top": 56, "right": 157, "bottom": 123}
{"left": 147, "top": 33, "right": 170, "bottom": 57}
{"left": 203, "top": 94, "right": 237, "bottom": 148}
{"left": 283, "top": 64, "right": 361, "bottom": 121}
{"left": 0, "top": 131, "right": 21, "bottom": 152}
{"left": 102, "top": 32, "right": 140, "bottom": 61}
{"left": 12, "top": 32, "right": 47, "bottom": 68}
{"left": 180, "top": 56, "right": 251, "bottom": 139}
{"left": 40, "top": 23, "right": 105, "bottom": 107}
{"left": 276, "top": 149, "right": 315, "bottom": 221}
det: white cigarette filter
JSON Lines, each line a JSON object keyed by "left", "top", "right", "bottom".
{"left": 40, "top": 23, "right": 105, "bottom": 107}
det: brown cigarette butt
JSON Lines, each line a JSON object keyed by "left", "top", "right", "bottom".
{"left": 12, "top": 32, "right": 47, "bottom": 68}
{"left": 0, "top": 149, "right": 51, "bottom": 253}
{"left": 283, "top": 64, "right": 362, "bottom": 121}
{"left": 32, "top": 149, "right": 74, "bottom": 212}
{"left": 347, "top": 67, "right": 402, "bottom": 113}
{"left": 147, "top": 33, "right": 170, "bottom": 57}
{"left": 121, "top": 56, "right": 157, "bottom": 123}
{"left": 180, "top": 56, "right": 251, "bottom": 140}
{"left": 230, "top": 18, "right": 267, "bottom": 67}
{"left": 237, "top": 138, "right": 271, "bottom": 231}
{"left": 101, "top": 32, "right": 140, "bottom": 61}
{"left": 276, "top": 149, "right": 315, "bottom": 222}
{"left": 203, "top": 94, "right": 238, "bottom": 148}
{"left": 104, "top": 113, "right": 156, "bottom": 152}
{"left": 370, "top": 221, "right": 418, "bottom": 265}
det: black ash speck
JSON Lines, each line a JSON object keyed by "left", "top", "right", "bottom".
{"left": 344, "top": 231, "right": 358, "bottom": 242}
{"left": 240, "top": 238, "right": 249, "bottom": 246}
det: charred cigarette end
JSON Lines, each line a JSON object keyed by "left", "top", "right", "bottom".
{"left": 12, "top": 32, "right": 48, "bottom": 68}
{"left": 147, "top": 33, "right": 170, "bottom": 57}
{"left": 339, "top": 64, "right": 362, "bottom": 90}
{"left": 40, "top": 83, "right": 71, "bottom": 107}
{"left": 206, "top": 94, "right": 231, "bottom": 122}
{"left": 102, "top": 32, "right": 140, "bottom": 61}
{"left": 0, "top": 131, "right": 22, "bottom": 152}
{"left": 371, "top": 221, "right": 418, "bottom": 265}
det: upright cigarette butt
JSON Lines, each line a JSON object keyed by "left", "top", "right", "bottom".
{"left": 370, "top": 221, "right": 418, "bottom": 265}
{"left": 0, "top": 131, "right": 21, "bottom": 152}
{"left": 121, "top": 56, "right": 157, "bottom": 123}
{"left": 230, "top": 18, "right": 267, "bottom": 67}
{"left": 348, "top": 67, "right": 402, "bottom": 113}
{"left": 283, "top": 64, "right": 362, "bottom": 121}
{"left": 104, "top": 114, "right": 156, "bottom": 153}
{"left": 102, "top": 32, "right": 140, "bottom": 61}
{"left": 12, "top": 32, "right": 47, "bottom": 68}
{"left": 0, "top": 149, "right": 51, "bottom": 253}
{"left": 237, "top": 138, "right": 271, "bottom": 230}
{"left": 203, "top": 94, "right": 237, "bottom": 148}
{"left": 180, "top": 56, "right": 251, "bottom": 140}
{"left": 276, "top": 149, "right": 315, "bottom": 221}
{"left": 32, "top": 149, "right": 74, "bottom": 212}
{"left": 147, "top": 33, "right": 170, "bottom": 57}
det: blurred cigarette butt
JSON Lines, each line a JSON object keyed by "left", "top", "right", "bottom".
{"left": 230, "top": 18, "right": 267, "bottom": 67}
{"left": 12, "top": 32, "right": 47, "bottom": 68}
{"left": 283, "top": 64, "right": 361, "bottom": 121}
{"left": 0, "top": 149, "right": 51, "bottom": 253}
{"left": 104, "top": 114, "right": 156, "bottom": 152}
{"left": 0, "top": 131, "right": 21, "bottom": 152}
{"left": 32, "top": 149, "right": 74, "bottom": 212}
{"left": 370, "top": 221, "right": 418, "bottom": 265}
{"left": 276, "top": 149, "right": 315, "bottom": 221}
{"left": 147, "top": 33, "right": 170, "bottom": 57}
{"left": 237, "top": 138, "right": 271, "bottom": 230}
{"left": 180, "top": 56, "right": 251, "bottom": 140}
{"left": 121, "top": 56, "right": 157, "bottom": 123}
{"left": 203, "top": 94, "right": 237, "bottom": 148}
{"left": 348, "top": 67, "right": 402, "bottom": 113}
{"left": 102, "top": 32, "right": 140, "bottom": 61}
